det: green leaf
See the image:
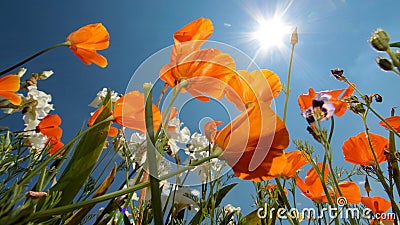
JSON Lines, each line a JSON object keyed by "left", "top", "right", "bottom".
{"left": 189, "top": 182, "right": 238, "bottom": 225}
{"left": 49, "top": 91, "right": 112, "bottom": 207}
{"left": 242, "top": 209, "right": 262, "bottom": 225}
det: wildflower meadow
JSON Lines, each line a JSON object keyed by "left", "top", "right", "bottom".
{"left": 0, "top": 1, "right": 399, "bottom": 225}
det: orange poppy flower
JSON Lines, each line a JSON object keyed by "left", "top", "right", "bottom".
{"left": 225, "top": 69, "right": 282, "bottom": 111}
{"left": 361, "top": 196, "right": 392, "bottom": 214}
{"left": 0, "top": 74, "right": 21, "bottom": 105}
{"left": 298, "top": 86, "right": 354, "bottom": 117}
{"left": 342, "top": 132, "right": 388, "bottom": 166}
{"left": 160, "top": 18, "right": 236, "bottom": 101}
{"left": 266, "top": 150, "right": 308, "bottom": 179}
{"left": 113, "top": 91, "right": 162, "bottom": 133}
{"left": 88, "top": 105, "right": 118, "bottom": 137}
{"left": 46, "top": 137, "right": 64, "bottom": 155}
{"left": 36, "top": 114, "right": 62, "bottom": 139}
{"left": 322, "top": 181, "right": 361, "bottom": 204}
{"left": 379, "top": 116, "right": 400, "bottom": 132}
{"left": 66, "top": 23, "right": 110, "bottom": 68}
{"left": 213, "top": 102, "right": 289, "bottom": 182}
{"left": 296, "top": 162, "right": 329, "bottom": 203}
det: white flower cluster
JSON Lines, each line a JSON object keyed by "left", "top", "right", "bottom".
{"left": 88, "top": 88, "right": 120, "bottom": 108}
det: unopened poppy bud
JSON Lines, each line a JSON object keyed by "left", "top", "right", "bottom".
{"left": 290, "top": 27, "right": 298, "bottom": 46}
{"left": 364, "top": 176, "right": 372, "bottom": 194}
{"left": 376, "top": 56, "right": 394, "bottom": 71}
{"left": 330, "top": 68, "right": 344, "bottom": 81}
{"left": 369, "top": 29, "right": 390, "bottom": 51}
{"left": 372, "top": 94, "right": 383, "bottom": 102}
{"left": 39, "top": 70, "right": 54, "bottom": 80}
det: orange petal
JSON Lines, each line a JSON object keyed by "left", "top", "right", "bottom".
{"left": 342, "top": 132, "right": 388, "bottom": 166}
{"left": 108, "top": 126, "right": 119, "bottom": 137}
{"left": 37, "top": 114, "right": 62, "bottom": 139}
{"left": 47, "top": 138, "right": 64, "bottom": 155}
{"left": 0, "top": 91, "right": 21, "bottom": 105}
{"left": 323, "top": 181, "right": 361, "bottom": 204}
{"left": 67, "top": 23, "right": 109, "bottom": 50}
{"left": 361, "top": 196, "right": 392, "bottom": 214}
{"left": 0, "top": 75, "right": 20, "bottom": 92}
{"left": 113, "top": 91, "right": 161, "bottom": 133}
{"left": 216, "top": 102, "right": 289, "bottom": 181}
{"left": 173, "top": 17, "right": 213, "bottom": 44}
{"left": 298, "top": 88, "right": 316, "bottom": 112}
{"left": 379, "top": 116, "right": 400, "bottom": 132}
{"left": 71, "top": 48, "right": 108, "bottom": 68}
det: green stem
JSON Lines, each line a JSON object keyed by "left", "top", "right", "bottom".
{"left": 18, "top": 115, "right": 115, "bottom": 187}
{"left": 283, "top": 44, "right": 296, "bottom": 124}
{"left": 0, "top": 42, "right": 70, "bottom": 76}
{"left": 143, "top": 83, "right": 163, "bottom": 225}
{"left": 362, "top": 115, "right": 400, "bottom": 216}
{"left": 24, "top": 147, "right": 223, "bottom": 222}
{"left": 275, "top": 179, "right": 299, "bottom": 225}
{"left": 389, "top": 109, "right": 400, "bottom": 197}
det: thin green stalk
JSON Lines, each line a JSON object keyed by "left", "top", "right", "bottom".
{"left": 388, "top": 109, "right": 400, "bottom": 196}
{"left": 24, "top": 147, "right": 223, "bottom": 222}
{"left": 0, "top": 42, "right": 70, "bottom": 76}
{"left": 275, "top": 179, "right": 299, "bottom": 225}
{"left": 283, "top": 44, "right": 296, "bottom": 123}
{"left": 143, "top": 83, "right": 163, "bottom": 225}
{"left": 362, "top": 116, "right": 400, "bottom": 216}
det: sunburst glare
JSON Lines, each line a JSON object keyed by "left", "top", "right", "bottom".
{"left": 252, "top": 16, "right": 292, "bottom": 50}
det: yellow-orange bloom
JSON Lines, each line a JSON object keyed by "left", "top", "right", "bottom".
{"left": 0, "top": 74, "right": 21, "bottom": 105}
{"left": 225, "top": 69, "right": 282, "bottom": 110}
{"left": 342, "top": 132, "right": 388, "bottom": 166}
{"left": 160, "top": 18, "right": 236, "bottom": 101}
{"left": 213, "top": 102, "right": 289, "bottom": 182}
{"left": 266, "top": 150, "right": 308, "bottom": 179}
{"left": 66, "top": 23, "right": 109, "bottom": 68}
{"left": 113, "top": 91, "right": 161, "bottom": 133}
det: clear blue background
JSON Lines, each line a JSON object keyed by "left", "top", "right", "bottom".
{"left": 1, "top": 0, "right": 399, "bottom": 221}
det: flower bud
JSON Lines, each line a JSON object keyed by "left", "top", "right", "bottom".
{"left": 290, "top": 27, "right": 298, "bottom": 46}
{"left": 364, "top": 175, "right": 372, "bottom": 194}
{"left": 376, "top": 56, "right": 394, "bottom": 71}
{"left": 39, "top": 70, "right": 54, "bottom": 80}
{"left": 369, "top": 29, "right": 390, "bottom": 51}
{"left": 330, "top": 68, "right": 344, "bottom": 81}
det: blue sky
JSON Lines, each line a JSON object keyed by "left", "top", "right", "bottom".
{"left": 1, "top": 0, "right": 400, "bottom": 220}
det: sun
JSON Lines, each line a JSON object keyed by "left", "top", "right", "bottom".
{"left": 252, "top": 16, "right": 292, "bottom": 50}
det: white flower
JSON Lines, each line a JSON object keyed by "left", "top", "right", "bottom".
{"left": 224, "top": 204, "right": 241, "bottom": 214}
{"left": 23, "top": 85, "right": 54, "bottom": 124}
{"left": 23, "top": 118, "right": 47, "bottom": 153}
{"left": 166, "top": 118, "right": 191, "bottom": 155}
{"left": 126, "top": 132, "right": 147, "bottom": 167}
{"left": 185, "top": 132, "right": 209, "bottom": 160}
{"left": 89, "top": 88, "right": 120, "bottom": 108}
{"left": 162, "top": 186, "right": 200, "bottom": 212}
